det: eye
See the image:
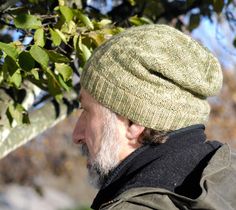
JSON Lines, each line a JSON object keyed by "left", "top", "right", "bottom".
{"left": 78, "top": 103, "right": 84, "bottom": 110}
{"left": 79, "top": 104, "right": 88, "bottom": 113}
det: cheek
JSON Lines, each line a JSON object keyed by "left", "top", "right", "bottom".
{"left": 85, "top": 114, "right": 104, "bottom": 157}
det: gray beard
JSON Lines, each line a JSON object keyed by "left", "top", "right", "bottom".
{"left": 80, "top": 109, "right": 120, "bottom": 189}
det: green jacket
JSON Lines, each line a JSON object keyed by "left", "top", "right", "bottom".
{"left": 100, "top": 144, "right": 236, "bottom": 210}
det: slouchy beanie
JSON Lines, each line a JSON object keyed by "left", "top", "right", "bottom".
{"left": 80, "top": 24, "right": 223, "bottom": 131}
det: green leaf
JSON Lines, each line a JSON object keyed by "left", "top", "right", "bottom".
{"left": 45, "top": 67, "right": 57, "bottom": 80}
{"left": 30, "top": 45, "right": 49, "bottom": 68}
{"left": 188, "top": 13, "right": 200, "bottom": 31}
{"left": 19, "top": 51, "right": 35, "bottom": 71}
{"left": 14, "top": 14, "right": 42, "bottom": 29}
{"left": 44, "top": 67, "right": 61, "bottom": 89}
{"left": 3, "top": 55, "right": 21, "bottom": 88}
{"left": 3, "top": 56, "right": 18, "bottom": 77}
{"left": 34, "top": 28, "right": 45, "bottom": 47}
{"left": 95, "top": 19, "right": 112, "bottom": 28}
{"left": 73, "top": 35, "right": 79, "bottom": 50}
{"left": 49, "top": 28, "right": 61, "bottom": 46}
{"left": 54, "top": 29, "right": 67, "bottom": 44}
{"left": 58, "top": 0, "right": 65, "bottom": 6}
{"left": 6, "top": 103, "right": 25, "bottom": 125}
{"left": 22, "top": 112, "right": 30, "bottom": 124}
{"left": 47, "top": 73, "right": 62, "bottom": 98}
{"left": 47, "top": 50, "right": 70, "bottom": 63}
{"left": 60, "top": 6, "right": 74, "bottom": 22}
{"left": 129, "top": 16, "right": 153, "bottom": 26}
{"left": 0, "top": 69, "right": 3, "bottom": 85}
{"left": 31, "top": 68, "right": 39, "bottom": 80}
{"left": 9, "top": 69, "right": 22, "bottom": 88}
{"left": 89, "top": 32, "right": 105, "bottom": 46}
{"left": 99, "top": 19, "right": 112, "bottom": 26}
{"left": 61, "top": 20, "right": 76, "bottom": 35}
{"left": 9, "top": 103, "right": 29, "bottom": 125}
{"left": 213, "top": 0, "right": 224, "bottom": 13}
{"left": 77, "top": 11, "right": 94, "bottom": 29}
{"left": 78, "top": 37, "right": 91, "bottom": 62}
{"left": 55, "top": 94, "right": 63, "bottom": 102}
{"left": 128, "top": 0, "right": 136, "bottom": 6}
{"left": 55, "top": 63, "right": 73, "bottom": 81}
{"left": 57, "top": 74, "right": 71, "bottom": 91}
{"left": 0, "top": 42, "right": 18, "bottom": 60}
{"left": 6, "top": 106, "right": 13, "bottom": 126}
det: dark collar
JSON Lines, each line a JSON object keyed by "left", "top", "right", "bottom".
{"left": 91, "top": 124, "right": 220, "bottom": 209}
{"left": 102, "top": 124, "right": 206, "bottom": 189}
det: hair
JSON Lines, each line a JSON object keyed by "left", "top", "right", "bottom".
{"left": 139, "top": 127, "right": 172, "bottom": 145}
{"left": 126, "top": 119, "right": 172, "bottom": 145}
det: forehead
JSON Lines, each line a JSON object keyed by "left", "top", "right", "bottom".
{"left": 79, "top": 88, "right": 99, "bottom": 105}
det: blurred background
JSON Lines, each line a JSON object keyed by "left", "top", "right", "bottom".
{"left": 0, "top": 0, "right": 236, "bottom": 209}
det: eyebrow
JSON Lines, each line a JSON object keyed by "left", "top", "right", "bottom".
{"left": 78, "top": 93, "right": 82, "bottom": 102}
{"left": 78, "top": 94, "right": 83, "bottom": 109}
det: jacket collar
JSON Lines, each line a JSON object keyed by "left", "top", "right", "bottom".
{"left": 202, "top": 143, "right": 231, "bottom": 178}
{"left": 91, "top": 124, "right": 221, "bottom": 209}
{"left": 100, "top": 144, "right": 232, "bottom": 210}
{"left": 101, "top": 124, "right": 207, "bottom": 189}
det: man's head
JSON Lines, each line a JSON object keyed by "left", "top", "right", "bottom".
{"left": 73, "top": 88, "right": 144, "bottom": 187}
{"left": 73, "top": 24, "right": 223, "bottom": 187}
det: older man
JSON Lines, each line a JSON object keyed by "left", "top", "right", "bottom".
{"left": 73, "top": 24, "right": 236, "bottom": 210}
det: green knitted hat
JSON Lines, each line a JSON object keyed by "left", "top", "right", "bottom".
{"left": 80, "top": 24, "right": 223, "bottom": 131}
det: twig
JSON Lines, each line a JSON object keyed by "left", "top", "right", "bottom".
{"left": 0, "top": 19, "right": 15, "bottom": 28}
{"left": 58, "top": 46, "right": 68, "bottom": 54}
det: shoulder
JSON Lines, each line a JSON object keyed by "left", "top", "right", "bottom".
{"left": 100, "top": 144, "right": 236, "bottom": 210}
{"left": 196, "top": 144, "right": 236, "bottom": 209}
{"left": 100, "top": 187, "right": 182, "bottom": 210}
{"left": 202, "top": 143, "right": 236, "bottom": 176}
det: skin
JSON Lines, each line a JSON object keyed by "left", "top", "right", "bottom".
{"left": 72, "top": 88, "right": 145, "bottom": 167}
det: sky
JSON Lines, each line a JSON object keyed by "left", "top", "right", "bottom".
{"left": 191, "top": 15, "right": 236, "bottom": 71}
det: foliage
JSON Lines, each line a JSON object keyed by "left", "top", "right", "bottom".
{"left": 0, "top": 0, "right": 124, "bottom": 127}
{"left": 0, "top": 0, "right": 235, "bottom": 125}
{"left": 0, "top": 0, "right": 236, "bottom": 156}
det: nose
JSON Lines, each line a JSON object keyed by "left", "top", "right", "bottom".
{"left": 72, "top": 112, "right": 85, "bottom": 144}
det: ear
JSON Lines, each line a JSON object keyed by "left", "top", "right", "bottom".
{"left": 126, "top": 122, "right": 145, "bottom": 140}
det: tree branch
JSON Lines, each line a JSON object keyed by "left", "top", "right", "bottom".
{"left": 0, "top": 89, "right": 79, "bottom": 159}
{"left": 0, "top": 19, "right": 15, "bottom": 28}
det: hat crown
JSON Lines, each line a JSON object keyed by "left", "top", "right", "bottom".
{"left": 81, "top": 24, "right": 223, "bottom": 131}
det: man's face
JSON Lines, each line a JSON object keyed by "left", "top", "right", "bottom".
{"left": 72, "top": 88, "right": 121, "bottom": 187}
{"left": 73, "top": 88, "right": 106, "bottom": 163}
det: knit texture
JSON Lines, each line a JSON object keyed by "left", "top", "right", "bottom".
{"left": 80, "top": 24, "right": 223, "bottom": 131}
